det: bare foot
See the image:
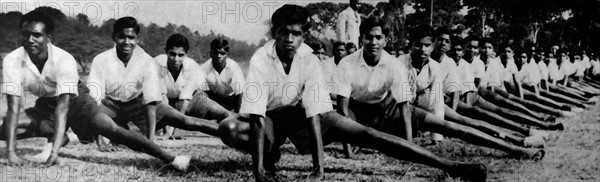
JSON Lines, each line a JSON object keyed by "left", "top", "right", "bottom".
{"left": 8, "top": 154, "right": 27, "bottom": 166}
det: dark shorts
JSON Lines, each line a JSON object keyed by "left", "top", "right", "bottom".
{"left": 99, "top": 95, "right": 180, "bottom": 135}
{"left": 235, "top": 104, "right": 334, "bottom": 155}
{"left": 348, "top": 94, "right": 421, "bottom": 137}
{"left": 24, "top": 83, "right": 98, "bottom": 143}
{"left": 205, "top": 90, "right": 237, "bottom": 111}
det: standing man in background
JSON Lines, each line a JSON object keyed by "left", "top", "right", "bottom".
{"left": 337, "top": 0, "right": 361, "bottom": 47}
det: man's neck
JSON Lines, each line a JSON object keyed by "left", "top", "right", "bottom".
{"left": 363, "top": 52, "right": 380, "bottom": 67}
{"left": 117, "top": 51, "right": 133, "bottom": 66}
{"left": 29, "top": 49, "right": 49, "bottom": 71}
{"left": 334, "top": 56, "right": 342, "bottom": 65}
{"left": 410, "top": 53, "right": 428, "bottom": 70}
{"left": 431, "top": 51, "right": 445, "bottom": 63}
{"left": 213, "top": 59, "right": 227, "bottom": 73}
{"left": 276, "top": 49, "right": 294, "bottom": 74}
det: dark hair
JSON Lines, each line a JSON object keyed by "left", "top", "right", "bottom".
{"left": 384, "top": 45, "right": 395, "bottom": 54}
{"left": 479, "top": 37, "right": 494, "bottom": 48}
{"left": 514, "top": 46, "right": 527, "bottom": 57}
{"left": 308, "top": 40, "right": 326, "bottom": 52}
{"left": 20, "top": 10, "right": 55, "bottom": 34}
{"left": 434, "top": 26, "right": 451, "bottom": 40}
{"left": 450, "top": 35, "right": 464, "bottom": 47}
{"left": 409, "top": 24, "right": 434, "bottom": 44}
{"left": 359, "top": 16, "right": 390, "bottom": 37}
{"left": 345, "top": 42, "right": 357, "bottom": 50}
{"left": 113, "top": 16, "right": 140, "bottom": 34}
{"left": 165, "top": 34, "right": 190, "bottom": 52}
{"left": 270, "top": 4, "right": 309, "bottom": 38}
{"left": 463, "top": 35, "right": 480, "bottom": 46}
{"left": 333, "top": 41, "right": 345, "bottom": 49}
{"left": 210, "top": 38, "right": 230, "bottom": 52}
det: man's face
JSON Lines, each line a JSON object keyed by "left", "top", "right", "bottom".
{"left": 546, "top": 53, "right": 555, "bottom": 63}
{"left": 333, "top": 45, "right": 347, "bottom": 59}
{"left": 274, "top": 24, "right": 304, "bottom": 59}
{"left": 113, "top": 28, "right": 138, "bottom": 55}
{"left": 448, "top": 44, "right": 464, "bottom": 63}
{"left": 313, "top": 47, "right": 327, "bottom": 61}
{"left": 210, "top": 48, "right": 228, "bottom": 64}
{"left": 482, "top": 43, "right": 494, "bottom": 57}
{"left": 517, "top": 53, "right": 528, "bottom": 65}
{"left": 348, "top": 47, "right": 357, "bottom": 54}
{"left": 502, "top": 47, "right": 514, "bottom": 60}
{"left": 574, "top": 55, "right": 581, "bottom": 61}
{"left": 166, "top": 47, "right": 186, "bottom": 69}
{"left": 21, "top": 21, "right": 50, "bottom": 56}
{"left": 362, "top": 26, "right": 386, "bottom": 59}
{"left": 435, "top": 34, "right": 451, "bottom": 53}
{"left": 411, "top": 36, "right": 434, "bottom": 63}
{"left": 465, "top": 40, "right": 480, "bottom": 61}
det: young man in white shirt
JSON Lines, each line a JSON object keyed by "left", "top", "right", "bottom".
{"left": 2, "top": 13, "right": 189, "bottom": 171}
{"left": 217, "top": 6, "right": 487, "bottom": 181}
{"left": 200, "top": 38, "right": 245, "bottom": 112}
{"left": 155, "top": 34, "right": 234, "bottom": 140}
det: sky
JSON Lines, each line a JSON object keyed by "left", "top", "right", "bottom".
{"left": 1, "top": 0, "right": 389, "bottom": 45}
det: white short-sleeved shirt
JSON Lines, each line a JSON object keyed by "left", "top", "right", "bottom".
{"left": 561, "top": 61, "right": 577, "bottom": 77}
{"left": 201, "top": 58, "right": 245, "bottom": 96}
{"left": 591, "top": 59, "right": 600, "bottom": 75}
{"left": 574, "top": 60, "right": 586, "bottom": 76}
{"left": 537, "top": 61, "right": 549, "bottom": 81}
{"left": 397, "top": 54, "right": 445, "bottom": 119}
{"left": 516, "top": 62, "right": 542, "bottom": 85}
{"left": 320, "top": 57, "right": 338, "bottom": 94}
{"left": 582, "top": 55, "right": 591, "bottom": 69}
{"left": 474, "top": 57, "right": 505, "bottom": 89}
{"left": 239, "top": 40, "right": 333, "bottom": 118}
{"left": 470, "top": 57, "right": 485, "bottom": 79}
{"left": 548, "top": 59, "right": 564, "bottom": 81}
{"left": 87, "top": 46, "right": 162, "bottom": 105}
{"left": 2, "top": 44, "right": 79, "bottom": 97}
{"left": 154, "top": 54, "right": 207, "bottom": 101}
{"left": 333, "top": 49, "right": 407, "bottom": 104}
{"left": 439, "top": 55, "right": 461, "bottom": 94}
{"left": 455, "top": 59, "right": 477, "bottom": 94}
{"left": 505, "top": 58, "right": 519, "bottom": 75}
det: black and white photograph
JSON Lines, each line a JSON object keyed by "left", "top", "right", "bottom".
{"left": 1, "top": 0, "right": 600, "bottom": 181}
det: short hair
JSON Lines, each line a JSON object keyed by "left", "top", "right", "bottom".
{"left": 479, "top": 37, "right": 494, "bottom": 48}
{"left": 359, "top": 16, "right": 390, "bottom": 37}
{"left": 464, "top": 35, "right": 480, "bottom": 45}
{"left": 514, "top": 46, "right": 527, "bottom": 57}
{"left": 450, "top": 35, "right": 464, "bottom": 47}
{"left": 333, "top": 41, "right": 345, "bottom": 49}
{"left": 345, "top": 42, "right": 357, "bottom": 50}
{"left": 20, "top": 10, "right": 55, "bottom": 34}
{"left": 384, "top": 45, "right": 395, "bottom": 53}
{"left": 113, "top": 16, "right": 140, "bottom": 34}
{"left": 270, "top": 4, "right": 309, "bottom": 38}
{"left": 210, "top": 38, "right": 230, "bottom": 52}
{"left": 165, "top": 33, "right": 190, "bottom": 52}
{"left": 434, "top": 26, "right": 451, "bottom": 39}
{"left": 308, "top": 40, "right": 326, "bottom": 52}
{"left": 409, "top": 24, "right": 435, "bottom": 44}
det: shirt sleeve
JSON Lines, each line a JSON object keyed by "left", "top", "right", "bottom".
{"left": 142, "top": 59, "right": 163, "bottom": 104}
{"left": 332, "top": 58, "right": 352, "bottom": 98}
{"left": 1, "top": 54, "right": 23, "bottom": 96}
{"left": 391, "top": 60, "right": 414, "bottom": 103}
{"left": 230, "top": 61, "right": 246, "bottom": 95}
{"left": 180, "top": 66, "right": 206, "bottom": 100}
{"left": 86, "top": 55, "right": 106, "bottom": 105}
{"left": 443, "top": 62, "right": 461, "bottom": 94}
{"left": 239, "top": 51, "right": 270, "bottom": 117}
{"left": 55, "top": 54, "right": 80, "bottom": 96}
{"left": 301, "top": 55, "right": 334, "bottom": 118}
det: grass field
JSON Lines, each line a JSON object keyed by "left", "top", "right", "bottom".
{"left": 1, "top": 97, "right": 599, "bottom": 181}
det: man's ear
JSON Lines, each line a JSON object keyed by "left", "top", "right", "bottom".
{"left": 47, "top": 34, "right": 52, "bottom": 43}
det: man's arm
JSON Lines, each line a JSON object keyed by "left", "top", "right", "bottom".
{"left": 4, "top": 95, "right": 23, "bottom": 164}
{"left": 449, "top": 91, "right": 459, "bottom": 111}
{"left": 146, "top": 101, "right": 158, "bottom": 141}
{"left": 512, "top": 74, "right": 524, "bottom": 99}
{"left": 178, "top": 99, "right": 190, "bottom": 113}
{"left": 474, "top": 78, "right": 482, "bottom": 89}
{"left": 336, "top": 95, "right": 350, "bottom": 117}
{"left": 249, "top": 114, "right": 266, "bottom": 181}
{"left": 46, "top": 93, "right": 72, "bottom": 164}
{"left": 234, "top": 94, "right": 242, "bottom": 113}
{"left": 307, "top": 116, "right": 324, "bottom": 179}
